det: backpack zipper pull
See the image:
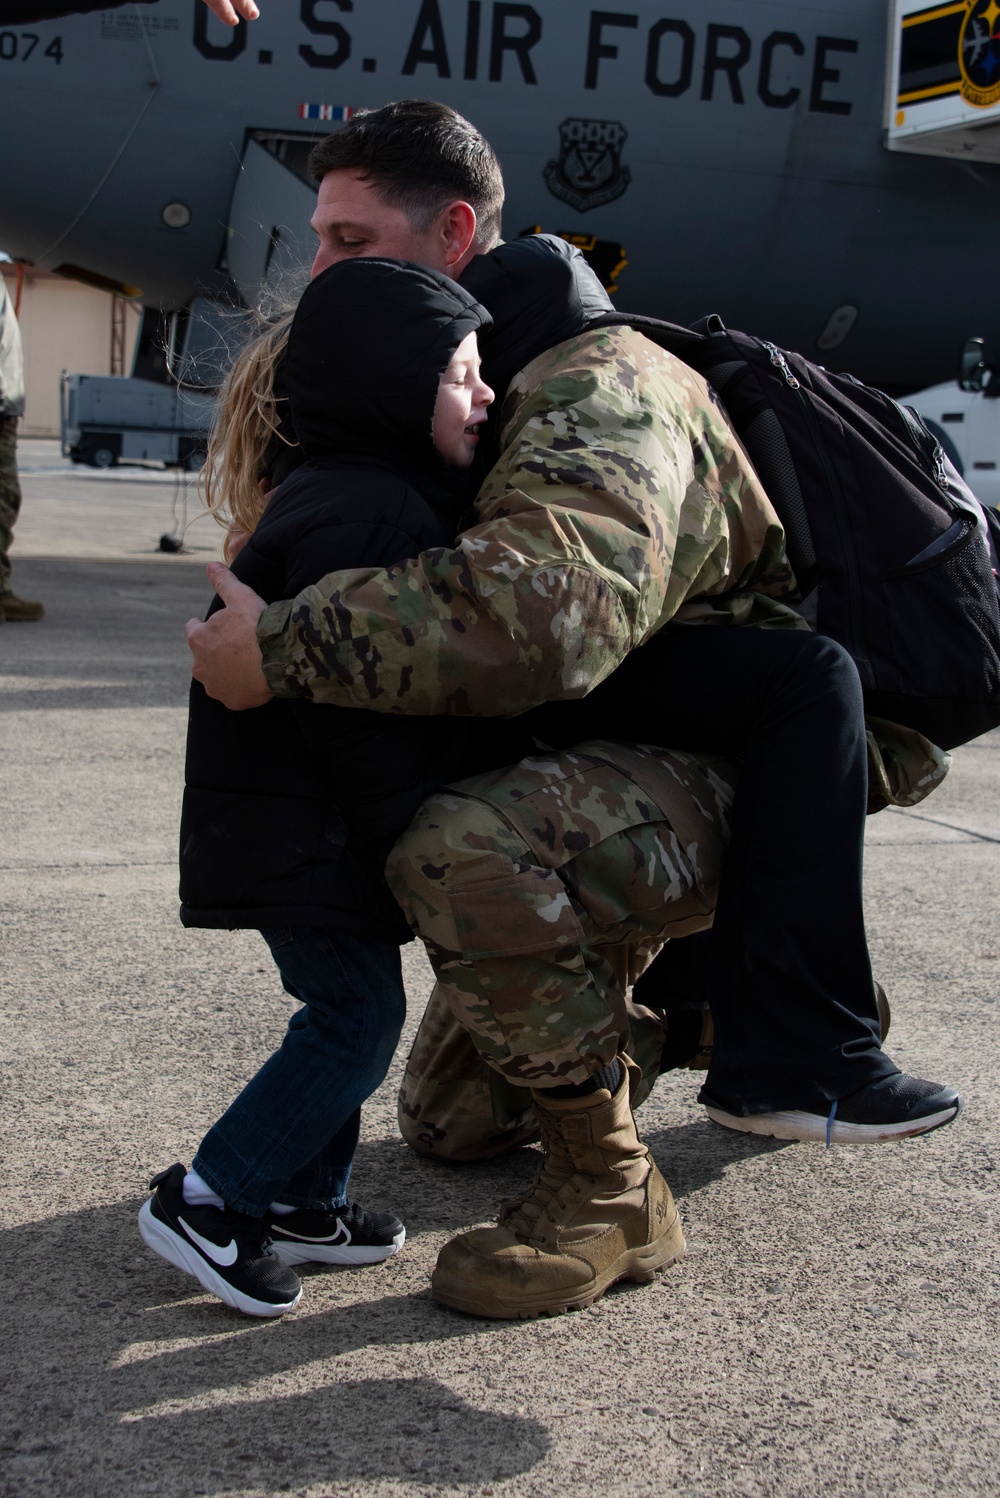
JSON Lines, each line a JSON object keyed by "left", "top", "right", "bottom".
{"left": 760, "top": 340, "right": 801, "bottom": 390}
{"left": 931, "top": 443, "right": 950, "bottom": 490}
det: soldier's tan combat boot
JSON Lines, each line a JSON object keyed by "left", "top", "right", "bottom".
{"left": 431, "top": 1058, "right": 684, "bottom": 1319}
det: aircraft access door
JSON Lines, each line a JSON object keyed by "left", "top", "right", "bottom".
{"left": 886, "top": 0, "right": 1000, "bottom": 161}
{"left": 226, "top": 136, "right": 319, "bottom": 307}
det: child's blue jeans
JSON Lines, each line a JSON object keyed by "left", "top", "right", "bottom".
{"left": 191, "top": 928, "right": 406, "bottom": 1217}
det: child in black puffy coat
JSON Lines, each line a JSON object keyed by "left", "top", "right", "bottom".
{"left": 139, "top": 259, "right": 494, "bottom": 1317}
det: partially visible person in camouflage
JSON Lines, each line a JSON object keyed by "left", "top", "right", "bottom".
{"left": 0, "top": 278, "right": 44, "bottom": 623}
{"left": 187, "top": 103, "right": 962, "bottom": 1322}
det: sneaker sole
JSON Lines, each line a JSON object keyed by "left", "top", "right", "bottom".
{"left": 704, "top": 1099, "right": 963, "bottom": 1144}
{"left": 137, "top": 1200, "right": 301, "bottom": 1317}
{"left": 431, "top": 1212, "right": 685, "bottom": 1320}
{"left": 270, "top": 1228, "right": 406, "bottom": 1267}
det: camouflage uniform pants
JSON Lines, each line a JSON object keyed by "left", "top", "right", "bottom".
{"left": 0, "top": 416, "right": 22, "bottom": 592}
{"left": 397, "top": 971, "right": 717, "bottom": 1161}
{"left": 388, "top": 740, "right": 737, "bottom": 1161}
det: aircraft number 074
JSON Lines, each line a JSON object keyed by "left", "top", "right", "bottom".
{"left": 0, "top": 32, "right": 63, "bottom": 63}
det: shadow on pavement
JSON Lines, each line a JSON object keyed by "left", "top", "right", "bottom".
{"left": 643, "top": 1115, "right": 792, "bottom": 1200}
{"left": 118, "top": 1378, "right": 550, "bottom": 1490}
{"left": 347, "top": 1104, "right": 792, "bottom": 1236}
{"left": 2, "top": 1201, "right": 550, "bottom": 1497}
{"left": 345, "top": 1133, "right": 542, "bottom": 1238}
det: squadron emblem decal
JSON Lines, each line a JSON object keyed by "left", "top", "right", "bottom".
{"left": 544, "top": 119, "right": 631, "bottom": 212}
{"left": 959, "top": 0, "right": 1000, "bottom": 108}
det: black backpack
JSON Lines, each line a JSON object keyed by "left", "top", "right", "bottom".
{"left": 592, "top": 310, "right": 1000, "bottom": 751}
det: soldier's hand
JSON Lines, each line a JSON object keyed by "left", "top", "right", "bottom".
{"left": 200, "top": 0, "right": 259, "bottom": 24}
{"left": 186, "top": 563, "right": 271, "bottom": 710}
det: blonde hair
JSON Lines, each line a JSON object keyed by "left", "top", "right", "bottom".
{"left": 201, "top": 309, "right": 298, "bottom": 561}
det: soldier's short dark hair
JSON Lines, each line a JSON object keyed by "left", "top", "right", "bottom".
{"left": 307, "top": 100, "right": 504, "bottom": 251}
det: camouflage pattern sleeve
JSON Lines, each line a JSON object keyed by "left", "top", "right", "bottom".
{"left": 258, "top": 327, "right": 801, "bottom": 715}
{"left": 865, "top": 716, "right": 951, "bottom": 812}
{"left": 257, "top": 510, "right": 634, "bottom": 716}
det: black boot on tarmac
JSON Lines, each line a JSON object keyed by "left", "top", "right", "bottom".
{"left": 703, "top": 1072, "right": 962, "bottom": 1144}
{"left": 267, "top": 1200, "right": 406, "bottom": 1266}
{"left": 138, "top": 1163, "right": 302, "bottom": 1317}
{"left": 0, "top": 592, "right": 44, "bottom": 621}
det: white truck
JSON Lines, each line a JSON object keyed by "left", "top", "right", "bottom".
{"left": 60, "top": 373, "right": 215, "bottom": 471}
{"left": 905, "top": 340, "right": 1000, "bottom": 510}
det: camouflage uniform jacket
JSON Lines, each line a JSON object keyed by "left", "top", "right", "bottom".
{"left": 257, "top": 325, "right": 949, "bottom": 810}
{"left": 259, "top": 325, "right": 800, "bottom": 717}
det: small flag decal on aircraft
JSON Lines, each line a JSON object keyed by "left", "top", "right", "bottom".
{"left": 299, "top": 104, "right": 355, "bottom": 121}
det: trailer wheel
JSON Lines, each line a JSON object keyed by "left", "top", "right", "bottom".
{"left": 183, "top": 448, "right": 206, "bottom": 473}
{"left": 89, "top": 445, "right": 117, "bottom": 470}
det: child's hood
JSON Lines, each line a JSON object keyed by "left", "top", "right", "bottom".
{"left": 286, "top": 258, "right": 492, "bottom": 470}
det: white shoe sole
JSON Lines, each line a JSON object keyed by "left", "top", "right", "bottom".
{"left": 137, "top": 1199, "right": 301, "bottom": 1317}
{"left": 270, "top": 1227, "right": 406, "bottom": 1267}
{"left": 704, "top": 1101, "right": 962, "bottom": 1143}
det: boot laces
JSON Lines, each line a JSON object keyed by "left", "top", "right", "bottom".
{"left": 497, "top": 1108, "right": 594, "bottom": 1245}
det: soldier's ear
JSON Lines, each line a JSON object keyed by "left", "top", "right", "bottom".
{"left": 437, "top": 202, "right": 478, "bottom": 274}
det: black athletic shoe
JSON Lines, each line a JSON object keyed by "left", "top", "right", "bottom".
{"left": 703, "top": 1072, "right": 963, "bottom": 1144}
{"left": 138, "top": 1163, "right": 302, "bottom": 1317}
{"left": 266, "top": 1199, "right": 406, "bottom": 1267}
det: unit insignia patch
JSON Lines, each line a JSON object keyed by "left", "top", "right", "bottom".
{"left": 543, "top": 119, "right": 631, "bottom": 212}
{"left": 959, "top": 0, "right": 1000, "bottom": 108}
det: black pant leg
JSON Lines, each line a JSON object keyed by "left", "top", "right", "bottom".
{"left": 632, "top": 930, "right": 712, "bottom": 1013}
{"left": 533, "top": 625, "right": 896, "bottom": 1111}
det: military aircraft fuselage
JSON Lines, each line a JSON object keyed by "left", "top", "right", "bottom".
{"left": 3, "top": 0, "right": 999, "bottom": 390}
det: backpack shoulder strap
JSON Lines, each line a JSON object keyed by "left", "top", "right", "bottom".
{"left": 585, "top": 309, "right": 708, "bottom": 359}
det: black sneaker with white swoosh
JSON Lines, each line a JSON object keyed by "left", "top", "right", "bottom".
{"left": 138, "top": 1163, "right": 302, "bottom": 1317}
{"left": 267, "top": 1200, "right": 406, "bottom": 1267}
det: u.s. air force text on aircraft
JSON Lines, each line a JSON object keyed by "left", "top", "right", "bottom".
{"left": 184, "top": 2, "right": 859, "bottom": 115}
{"left": 0, "top": 5, "right": 861, "bottom": 117}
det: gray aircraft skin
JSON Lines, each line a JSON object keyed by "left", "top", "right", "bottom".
{"left": 2, "top": 0, "right": 999, "bottom": 390}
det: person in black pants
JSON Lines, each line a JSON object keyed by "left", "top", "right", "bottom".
{"left": 529, "top": 623, "right": 963, "bottom": 1144}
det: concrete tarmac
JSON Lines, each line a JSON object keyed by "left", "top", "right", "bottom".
{"left": 2, "top": 442, "right": 998, "bottom": 1498}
